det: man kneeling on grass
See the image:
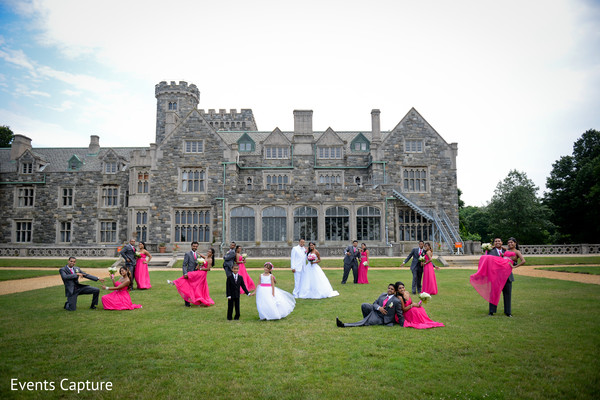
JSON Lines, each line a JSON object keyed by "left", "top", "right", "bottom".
{"left": 336, "top": 283, "right": 404, "bottom": 327}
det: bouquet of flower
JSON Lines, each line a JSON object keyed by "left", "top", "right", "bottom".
{"left": 418, "top": 255, "right": 426, "bottom": 264}
{"left": 419, "top": 292, "right": 431, "bottom": 306}
{"left": 481, "top": 243, "right": 493, "bottom": 253}
{"left": 242, "top": 253, "right": 247, "bottom": 259}
{"left": 108, "top": 266, "right": 118, "bottom": 278}
{"left": 198, "top": 258, "right": 206, "bottom": 265}
{"left": 307, "top": 253, "right": 317, "bottom": 263}
{"left": 135, "top": 251, "right": 141, "bottom": 259}
{"left": 362, "top": 261, "right": 369, "bottom": 267}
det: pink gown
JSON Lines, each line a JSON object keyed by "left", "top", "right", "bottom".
{"left": 173, "top": 269, "right": 215, "bottom": 306}
{"left": 400, "top": 297, "right": 444, "bottom": 329}
{"left": 422, "top": 255, "right": 438, "bottom": 295}
{"left": 470, "top": 252, "right": 515, "bottom": 306}
{"left": 134, "top": 253, "right": 152, "bottom": 289}
{"left": 237, "top": 255, "right": 256, "bottom": 294}
{"left": 357, "top": 251, "right": 369, "bottom": 284}
{"left": 102, "top": 281, "right": 142, "bottom": 310}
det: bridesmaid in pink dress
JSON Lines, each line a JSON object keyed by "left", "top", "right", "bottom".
{"left": 134, "top": 241, "right": 152, "bottom": 289}
{"left": 395, "top": 282, "right": 444, "bottom": 329}
{"left": 357, "top": 243, "right": 369, "bottom": 284}
{"left": 235, "top": 245, "right": 255, "bottom": 294}
{"left": 421, "top": 242, "right": 440, "bottom": 295}
{"left": 169, "top": 248, "right": 215, "bottom": 307}
{"left": 101, "top": 267, "right": 142, "bottom": 310}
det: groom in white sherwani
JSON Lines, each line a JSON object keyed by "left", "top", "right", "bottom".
{"left": 290, "top": 238, "right": 307, "bottom": 298}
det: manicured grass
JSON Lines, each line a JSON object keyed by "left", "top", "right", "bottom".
{"left": 0, "top": 268, "right": 598, "bottom": 399}
{"left": 0, "top": 258, "right": 115, "bottom": 269}
{"left": 0, "top": 270, "right": 59, "bottom": 281}
{"left": 524, "top": 256, "right": 600, "bottom": 265}
{"left": 536, "top": 266, "right": 600, "bottom": 275}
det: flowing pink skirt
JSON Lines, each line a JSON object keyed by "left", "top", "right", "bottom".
{"left": 237, "top": 263, "right": 256, "bottom": 293}
{"left": 135, "top": 256, "right": 152, "bottom": 289}
{"left": 357, "top": 259, "right": 369, "bottom": 284}
{"left": 470, "top": 255, "right": 513, "bottom": 306}
{"left": 174, "top": 271, "right": 214, "bottom": 306}
{"left": 422, "top": 262, "right": 438, "bottom": 295}
{"left": 102, "top": 289, "right": 142, "bottom": 310}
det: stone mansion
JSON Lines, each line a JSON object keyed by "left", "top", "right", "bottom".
{"left": 0, "top": 81, "right": 461, "bottom": 256}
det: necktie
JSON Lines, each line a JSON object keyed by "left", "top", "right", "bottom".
{"left": 234, "top": 274, "right": 238, "bottom": 281}
{"left": 383, "top": 296, "right": 389, "bottom": 307}
{"left": 193, "top": 252, "right": 197, "bottom": 260}
{"left": 70, "top": 268, "right": 74, "bottom": 274}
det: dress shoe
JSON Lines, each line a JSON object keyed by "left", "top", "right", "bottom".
{"left": 412, "top": 291, "right": 416, "bottom": 295}
{"left": 336, "top": 317, "right": 345, "bottom": 328}
{"left": 488, "top": 312, "right": 494, "bottom": 316}
{"left": 505, "top": 314, "right": 513, "bottom": 317}
{"left": 90, "top": 306, "right": 97, "bottom": 310}
{"left": 185, "top": 303, "right": 191, "bottom": 307}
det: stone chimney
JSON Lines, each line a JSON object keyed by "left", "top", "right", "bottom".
{"left": 10, "top": 134, "right": 32, "bottom": 160}
{"left": 292, "top": 110, "right": 314, "bottom": 156}
{"left": 88, "top": 135, "right": 100, "bottom": 155}
{"left": 371, "top": 109, "right": 381, "bottom": 143}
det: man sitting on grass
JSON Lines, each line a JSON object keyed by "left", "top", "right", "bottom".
{"left": 336, "top": 283, "right": 404, "bottom": 327}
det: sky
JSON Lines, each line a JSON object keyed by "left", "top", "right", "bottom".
{"left": 0, "top": 0, "right": 598, "bottom": 206}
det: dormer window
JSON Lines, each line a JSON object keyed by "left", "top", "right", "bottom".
{"left": 351, "top": 133, "right": 370, "bottom": 152}
{"left": 104, "top": 161, "right": 118, "bottom": 174}
{"left": 237, "top": 133, "right": 255, "bottom": 152}
{"left": 317, "top": 146, "right": 342, "bottom": 159}
{"left": 20, "top": 162, "right": 33, "bottom": 174}
{"left": 68, "top": 155, "right": 83, "bottom": 171}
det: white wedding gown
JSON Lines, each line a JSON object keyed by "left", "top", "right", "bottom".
{"left": 255, "top": 274, "right": 295, "bottom": 320}
{"left": 297, "top": 260, "right": 340, "bottom": 299}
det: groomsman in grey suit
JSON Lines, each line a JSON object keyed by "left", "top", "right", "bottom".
{"left": 120, "top": 238, "right": 137, "bottom": 288}
{"left": 401, "top": 240, "right": 425, "bottom": 294}
{"left": 488, "top": 237, "right": 514, "bottom": 317}
{"left": 59, "top": 257, "right": 103, "bottom": 311}
{"left": 342, "top": 240, "right": 360, "bottom": 284}
{"left": 336, "top": 283, "right": 404, "bottom": 327}
{"left": 222, "top": 241, "right": 236, "bottom": 277}
{"left": 181, "top": 241, "right": 201, "bottom": 307}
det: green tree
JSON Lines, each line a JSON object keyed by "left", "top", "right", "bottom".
{"left": 460, "top": 205, "right": 490, "bottom": 242}
{"left": 487, "top": 170, "right": 552, "bottom": 244}
{"left": 545, "top": 129, "right": 600, "bottom": 243}
{"left": 0, "top": 125, "right": 14, "bottom": 148}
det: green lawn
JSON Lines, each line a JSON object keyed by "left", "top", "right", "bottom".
{"left": 0, "top": 270, "right": 59, "bottom": 281}
{"left": 536, "top": 266, "right": 600, "bottom": 275}
{"left": 0, "top": 258, "right": 115, "bottom": 268}
{"left": 524, "top": 256, "right": 600, "bottom": 265}
{"left": 0, "top": 268, "right": 598, "bottom": 399}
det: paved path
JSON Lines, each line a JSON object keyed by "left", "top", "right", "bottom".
{"left": 1, "top": 265, "right": 599, "bottom": 296}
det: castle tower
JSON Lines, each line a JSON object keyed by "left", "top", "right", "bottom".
{"left": 155, "top": 81, "right": 200, "bottom": 144}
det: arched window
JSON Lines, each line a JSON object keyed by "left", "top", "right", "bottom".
{"left": 231, "top": 206, "right": 255, "bottom": 242}
{"left": 357, "top": 206, "right": 381, "bottom": 241}
{"left": 293, "top": 206, "right": 318, "bottom": 241}
{"left": 262, "top": 206, "right": 287, "bottom": 242}
{"left": 325, "top": 206, "right": 349, "bottom": 241}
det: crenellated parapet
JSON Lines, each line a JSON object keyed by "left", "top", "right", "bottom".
{"left": 155, "top": 81, "right": 200, "bottom": 102}
{"left": 199, "top": 108, "right": 257, "bottom": 131}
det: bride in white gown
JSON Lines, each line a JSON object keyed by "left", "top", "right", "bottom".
{"left": 297, "top": 242, "right": 340, "bottom": 299}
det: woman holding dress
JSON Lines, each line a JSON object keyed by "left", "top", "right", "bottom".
{"left": 168, "top": 248, "right": 215, "bottom": 307}
{"left": 255, "top": 262, "right": 295, "bottom": 320}
{"left": 101, "top": 267, "right": 142, "bottom": 310}
{"left": 234, "top": 245, "right": 255, "bottom": 294}
{"left": 134, "top": 241, "right": 152, "bottom": 289}
{"left": 357, "top": 243, "right": 369, "bottom": 284}
{"left": 395, "top": 281, "right": 444, "bottom": 329}
{"left": 297, "top": 242, "right": 340, "bottom": 299}
{"left": 421, "top": 242, "right": 440, "bottom": 295}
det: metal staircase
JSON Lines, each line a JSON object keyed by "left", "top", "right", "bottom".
{"left": 391, "top": 189, "right": 463, "bottom": 254}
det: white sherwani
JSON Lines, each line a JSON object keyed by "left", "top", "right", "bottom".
{"left": 291, "top": 244, "right": 307, "bottom": 298}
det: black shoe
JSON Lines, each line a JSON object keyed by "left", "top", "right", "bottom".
{"left": 336, "top": 317, "right": 345, "bottom": 328}
{"left": 505, "top": 314, "right": 513, "bottom": 317}
{"left": 185, "top": 304, "right": 191, "bottom": 307}
{"left": 412, "top": 291, "right": 416, "bottom": 295}
{"left": 90, "top": 306, "right": 97, "bottom": 310}
{"left": 488, "top": 312, "right": 494, "bottom": 316}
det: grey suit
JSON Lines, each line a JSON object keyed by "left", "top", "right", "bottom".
{"left": 404, "top": 247, "right": 425, "bottom": 293}
{"left": 59, "top": 265, "right": 100, "bottom": 311}
{"left": 223, "top": 249, "right": 235, "bottom": 277}
{"left": 343, "top": 293, "right": 404, "bottom": 327}
{"left": 342, "top": 245, "right": 359, "bottom": 284}
{"left": 488, "top": 247, "right": 513, "bottom": 315}
{"left": 120, "top": 244, "right": 137, "bottom": 285}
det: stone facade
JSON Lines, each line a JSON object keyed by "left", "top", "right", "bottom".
{"left": 0, "top": 80, "right": 460, "bottom": 256}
